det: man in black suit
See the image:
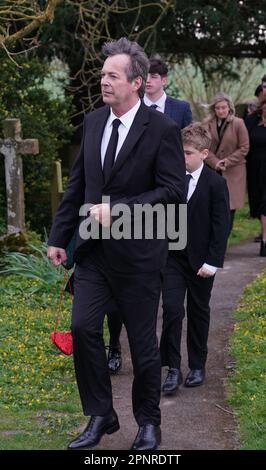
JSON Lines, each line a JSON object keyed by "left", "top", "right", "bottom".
{"left": 48, "top": 37, "right": 185, "bottom": 450}
{"left": 160, "top": 123, "right": 230, "bottom": 395}
{"left": 107, "top": 56, "right": 193, "bottom": 374}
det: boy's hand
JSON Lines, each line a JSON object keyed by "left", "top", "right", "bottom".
{"left": 197, "top": 266, "right": 215, "bottom": 278}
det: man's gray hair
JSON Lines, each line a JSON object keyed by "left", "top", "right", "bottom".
{"left": 102, "top": 37, "right": 149, "bottom": 98}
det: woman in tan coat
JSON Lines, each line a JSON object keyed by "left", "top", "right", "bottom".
{"left": 205, "top": 92, "right": 249, "bottom": 232}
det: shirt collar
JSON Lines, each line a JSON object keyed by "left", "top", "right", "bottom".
{"left": 143, "top": 92, "right": 166, "bottom": 110}
{"left": 109, "top": 100, "right": 141, "bottom": 129}
{"left": 186, "top": 163, "right": 204, "bottom": 180}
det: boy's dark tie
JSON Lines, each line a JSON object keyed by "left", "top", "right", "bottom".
{"left": 150, "top": 104, "right": 158, "bottom": 109}
{"left": 103, "top": 119, "right": 121, "bottom": 182}
{"left": 184, "top": 173, "right": 192, "bottom": 201}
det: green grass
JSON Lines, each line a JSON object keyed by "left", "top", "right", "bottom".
{"left": 0, "top": 205, "right": 262, "bottom": 449}
{"left": 0, "top": 408, "right": 85, "bottom": 450}
{"left": 227, "top": 270, "right": 266, "bottom": 450}
{"left": 0, "top": 273, "right": 109, "bottom": 450}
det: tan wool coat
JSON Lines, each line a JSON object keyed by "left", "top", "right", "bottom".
{"left": 205, "top": 115, "right": 249, "bottom": 209}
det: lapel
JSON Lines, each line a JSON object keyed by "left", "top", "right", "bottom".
{"left": 209, "top": 116, "right": 231, "bottom": 155}
{"left": 210, "top": 118, "right": 219, "bottom": 146}
{"left": 104, "top": 103, "right": 149, "bottom": 186}
{"left": 187, "top": 165, "right": 208, "bottom": 214}
{"left": 89, "top": 106, "right": 110, "bottom": 186}
{"left": 164, "top": 96, "right": 172, "bottom": 119}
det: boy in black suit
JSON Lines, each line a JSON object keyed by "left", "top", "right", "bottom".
{"left": 160, "top": 123, "right": 230, "bottom": 394}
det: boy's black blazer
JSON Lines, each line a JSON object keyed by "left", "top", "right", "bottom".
{"left": 174, "top": 164, "right": 230, "bottom": 271}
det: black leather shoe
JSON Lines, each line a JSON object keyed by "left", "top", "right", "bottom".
{"left": 108, "top": 348, "right": 122, "bottom": 374}
{"left": 162, "top": 368, "right": 183, "bottom": 395}
{"left": 184, "top": 369, "right": 205, "bottom": 387}
{"left": 131, "top": 424, "right": 161, "bottom": 451}
{"left": 68, "top": 410, "right": 119, "bottom": 449}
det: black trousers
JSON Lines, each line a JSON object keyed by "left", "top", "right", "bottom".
{"left": 107, "top": 309, "right": 123, "bottom": 350}
{"left": 160, "top": 254, "right": 215, "bottom": 370}
{"left": 71, "top": 246, "right": 162, "bottom": 426}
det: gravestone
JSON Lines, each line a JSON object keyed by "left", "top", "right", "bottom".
{"left": 51, "top": 160, "right": 64, "bottom": 218}
{"left": 0, "top": 119, "right": 39, "bottom": 234}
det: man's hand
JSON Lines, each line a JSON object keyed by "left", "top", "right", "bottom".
{"left": 47, "top": 246, "right": 67, "bottom": 267}
{"left": 90, "top": 203, "right": 112, "bottom": 227}
{"left": 197, "top": 266, "right": 215, "bottom": 278}
{"left": 215, "top": 160, "right": 226, "bottom": 172}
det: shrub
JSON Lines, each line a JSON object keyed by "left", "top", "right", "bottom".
{"left": 0, "top": 54, "right": 74, "bottom": 235}
{"left": 0, "top": 243, "right": 65, "bottom": 294}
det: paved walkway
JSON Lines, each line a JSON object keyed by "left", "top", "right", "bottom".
{"left": 96, "top": 240, "right": 266, "bottom": 450}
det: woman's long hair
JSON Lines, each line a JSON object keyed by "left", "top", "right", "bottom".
{"left": 205, "top": 92, "right": 235, "bottom": 122}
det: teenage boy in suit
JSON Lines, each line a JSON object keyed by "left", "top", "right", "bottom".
{"left": 160, "top": 123, "right": 230, "bottom": 395}
{"left": 144, "top": 56, "right": 192, "bottom": 128}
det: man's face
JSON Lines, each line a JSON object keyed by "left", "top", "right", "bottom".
{"left": 145, "top": 73, "right": 167, "bottom": 97}
{"left": 101, "top": 54, "right": 141, "bottom": 111}
{"left": 262, "top": 81, "right": 266, "bottom": 96}
{"left": 183, "top": 144, "right": 208, "bottom": 173}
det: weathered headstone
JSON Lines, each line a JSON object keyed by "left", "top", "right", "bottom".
{"left": 0, "top": 119, "right": 39, "bottom": 234}
{"left": 51, "top": 160, "right": 64, "bottom": 218}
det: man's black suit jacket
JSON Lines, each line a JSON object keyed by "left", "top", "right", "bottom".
{"left": 48, "top": 103, "right": 185, "bottom": 273}
{"left": 173, "top": 164, "right": 230, "bottom": 271}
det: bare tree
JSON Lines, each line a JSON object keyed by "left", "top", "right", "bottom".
{"left": 0, "top": 0, "right": 62, "bottom": 59}
{"left": 66, "top": 0, "right": 175, "bottom": 114}
{"left": 167, "top": 57, "right": 266, "bottom": 120}
{"left": 0, "top": 0, "right": 175, "bottom": 115}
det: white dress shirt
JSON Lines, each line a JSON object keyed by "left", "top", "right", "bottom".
{"left": 186, "top": 163, "right": 218, "bottom": 275}
{"left": 186, "top": 163, "right": 204, "bottom": 202}
{"left": 101, "top": 100, "right": 141, "bottom": 168}
{"left": 143, "top": 92, "right": 167, "bottom": 113}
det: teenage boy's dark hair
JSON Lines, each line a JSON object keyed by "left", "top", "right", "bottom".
{"left": 149, "top": 57, "right": 168, "bottom": 77}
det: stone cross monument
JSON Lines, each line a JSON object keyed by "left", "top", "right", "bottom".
{"left": 0, "top": 119, "right": 39, "bottom": 234}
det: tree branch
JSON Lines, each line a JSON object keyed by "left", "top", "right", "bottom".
{"left": 0, "top": 0, "right": 63, "bottom": 49}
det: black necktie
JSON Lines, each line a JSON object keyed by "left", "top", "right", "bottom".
{"left": 184, "top": 174, "right": 192, "bottom": 201}
{"left": 103, "top": 119, "right": 121, "bottom": 182}
{"left": 150, "top": 104, "right": 158, "bottom": 109}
